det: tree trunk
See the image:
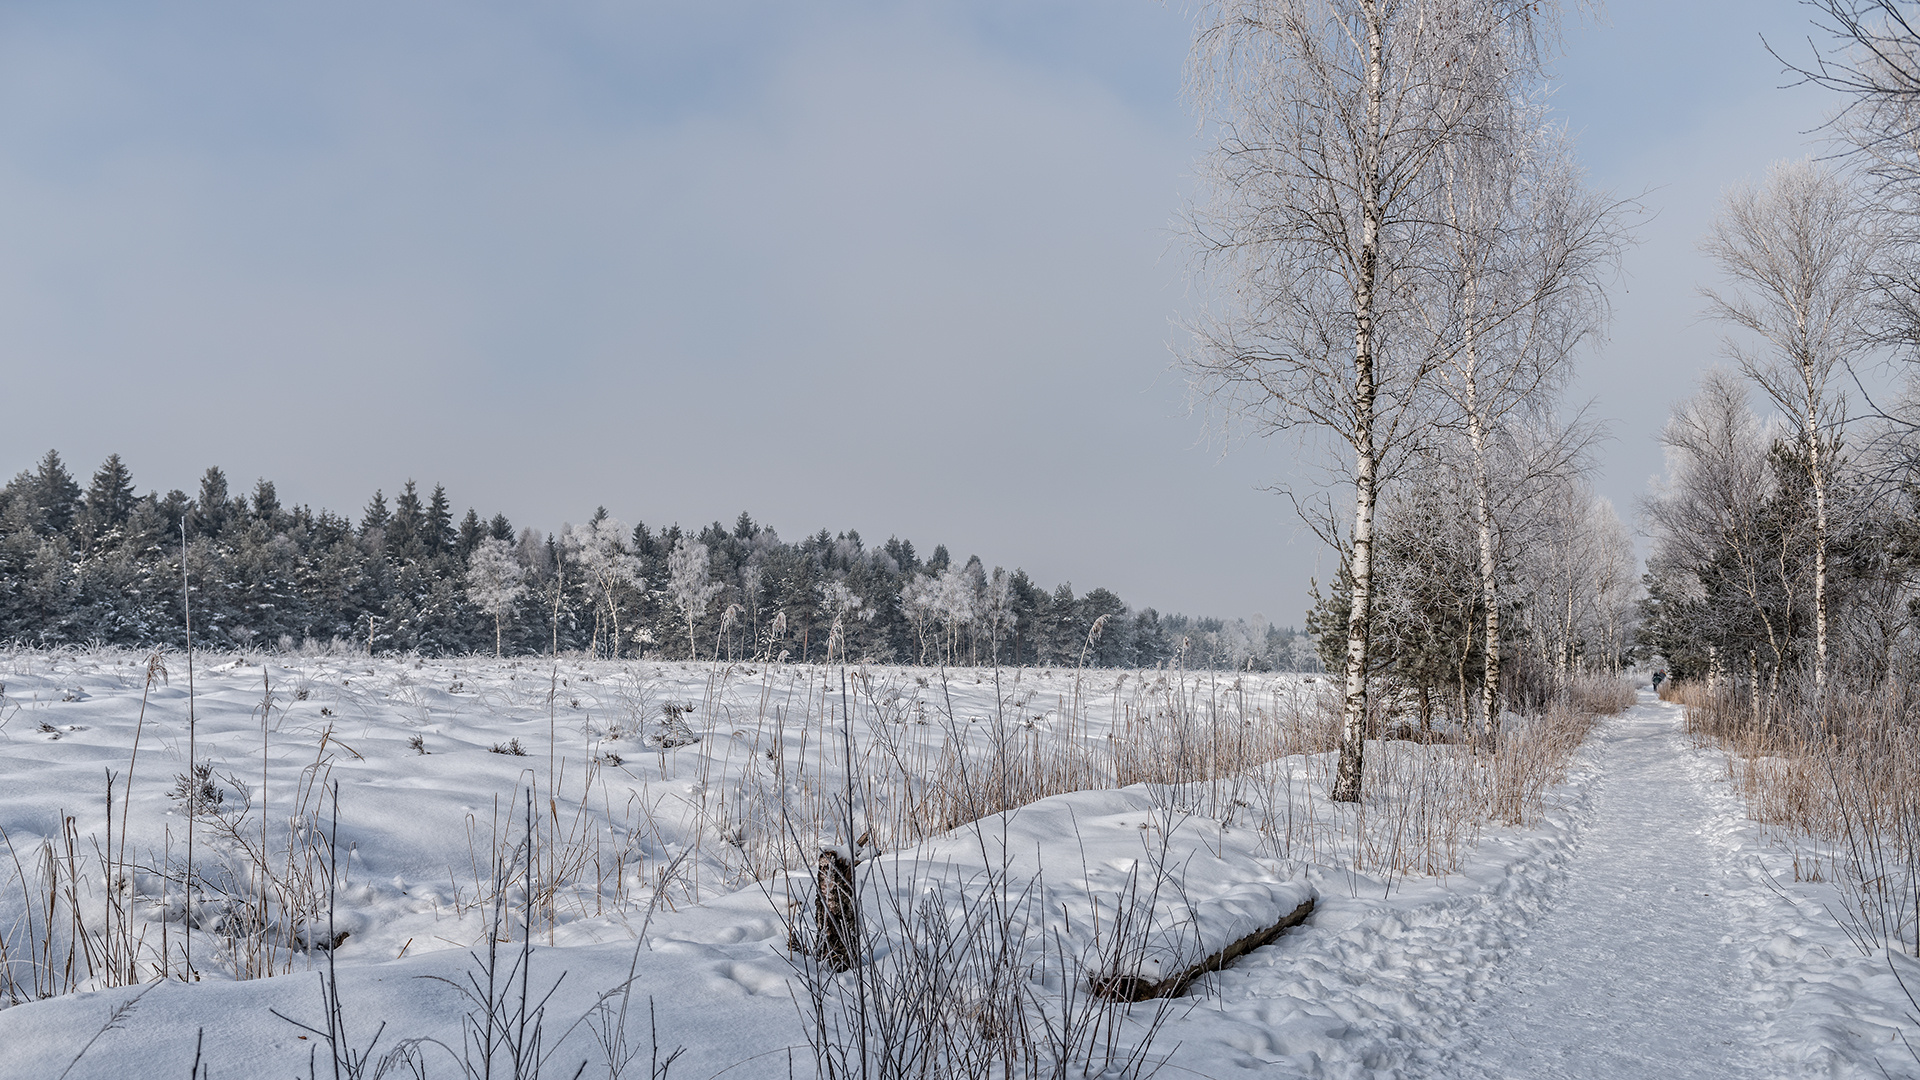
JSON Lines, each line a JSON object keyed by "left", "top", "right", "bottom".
{"left": 610, "top": 597, "right": 622, "bottom": 661}
{"left": 1561, "top": 583, "right": 1575, "bottom": 683}
{"left": 1463, "top": 297, "right": 1501, "bottom": 752}
{"left": 1807, "top": 387, "right": 1828, "bottom": 696}
{"left": 1331, "top": 5, "right": 1385, "bottom": 806}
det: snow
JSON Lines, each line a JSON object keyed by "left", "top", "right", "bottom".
{"left": 0, "top": 652, "right": 1913, "bottom": 1078}
{"left": 1414, "top": 701, "right": 1774, "bottom": 1077}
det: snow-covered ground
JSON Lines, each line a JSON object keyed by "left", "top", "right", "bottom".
{"left": 0, "top": 650, "right": 1912, "bottom": 1078}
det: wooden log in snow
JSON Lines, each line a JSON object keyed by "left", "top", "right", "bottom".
{"left": 1090, "top": 896, "right": 1315, "bottom": 1002}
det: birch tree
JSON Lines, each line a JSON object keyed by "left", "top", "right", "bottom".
{"left": 465, "top": 536, "right": 525, "bottom": 658}
{"left": 981, "top": 567, "right": 1016, "bottom": 665}
{"left": 1701, "top": 159, "right": 1875, "bottom": 693}
{"left": 900, "top": 573, "right": 938, "bottom": 665}
{"left": 936, "top": 562, "right": 982, "bottom": 665}
{"left": 1184, "top": 0, "right": 1562, "bottom": 800}
{"left": 1586, "top": 499, "right": 1639, "bottom": 674}
{"left": 1433, "top": 98, "right": 1622, "bottom": 743}
{"left": 667, "top": 537, "right": 722, "bottom": 659}
{"left": 1642, "top": 373, "right": 1805, "bottom": 696}
{"left": 818, "top": 579, "right": 872, "bottom": 664}
{"left": 563, "top": 515, "right": 644, "bottom": 659}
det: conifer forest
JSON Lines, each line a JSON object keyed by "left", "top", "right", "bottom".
{"left": 0, "top": 449, "right": 1317, "bottom": 669}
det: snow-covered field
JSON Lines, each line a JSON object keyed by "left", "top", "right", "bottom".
{"left": 0, "top": 649, "right": 1911, "bottom": 1078}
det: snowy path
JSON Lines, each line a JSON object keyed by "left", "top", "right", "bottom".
{"left": 1421, "top": 694, "right": 1766, "bottom": 1079}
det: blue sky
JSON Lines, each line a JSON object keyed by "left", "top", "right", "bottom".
{"left": 0, "top": 1, "right": 1848, "bottom": 625}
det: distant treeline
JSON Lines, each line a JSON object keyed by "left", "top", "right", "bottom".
{"left": 0, "top": 451, "right": 1319, "bottom": 670}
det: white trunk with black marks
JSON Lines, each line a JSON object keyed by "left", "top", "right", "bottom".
{"left": 1464, "top": 331, "right": 1500, "bottom": 750}
{"left": 1561, "top": 578, "right": 1576, "bottom": 680}
{"left": 1806, "top": 382, "right": 1828, "bottom": 696}
{"left": 1331, "top": 3, "right": 1385, "bottom": 806}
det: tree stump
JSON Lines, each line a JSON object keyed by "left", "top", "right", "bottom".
{"left": 790, "top": 847, "right": 860, "bottom": 972}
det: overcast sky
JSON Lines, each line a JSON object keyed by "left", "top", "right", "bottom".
{"left": 0, "top": 1, "right": 1850, "bottom": 626}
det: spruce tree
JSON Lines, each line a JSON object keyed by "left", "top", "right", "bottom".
{"left": 390, "top": 481, "right": 425, "bottom": 560}
{"left": 883, "top": 536, "right": 918, "bottom": 575}
{"left": 361, "top": 490, "right": 390, "bottom": 535}
{"left": 158, "top": 490, "right": 190, "bottom": 539}
{"left": 426, "top": 484, "right": 454, "bottom": 557}
{"left": 457, "top": 508, "right": 485, "bottom": 558}
{"left": 251, "top": 478, "right": 282, "bottom": 527}
{"left": 82, "top": 453, "right": 138, "bottom": 545}
{"left": 32, "top": 450, "right": 83, "bottom": 538}
{"left": 189, "top": 467, "right": 231, "bottom": 538}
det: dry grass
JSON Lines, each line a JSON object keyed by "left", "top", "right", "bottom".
{"left": 1566, "top": 674, "right": 1638, "bottom": 716}
{"left": 1672, "top": 679, "right": 1920, "bottom": 956}
{"left": 0, "top": 653, "right": 1620, "bottom": 1008}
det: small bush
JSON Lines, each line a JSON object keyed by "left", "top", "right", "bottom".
{"left": 648, "top": 703, "right": 699, "bottom": 749}
{"left": 170, "top": 763, "right": 224, "bottom": 816}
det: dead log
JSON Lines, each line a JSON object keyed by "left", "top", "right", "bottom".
{"left": 1091, "top": 896, "right": 1315, "bottom": 1002}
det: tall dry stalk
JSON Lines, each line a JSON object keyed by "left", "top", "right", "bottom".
{"left": 181, "top": 521, "right": 198, "bottom": 982}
